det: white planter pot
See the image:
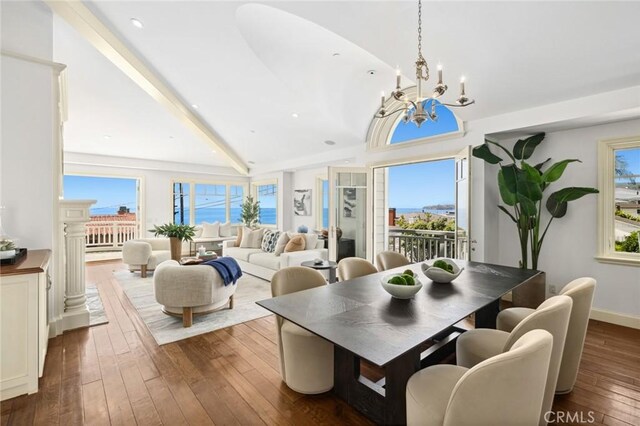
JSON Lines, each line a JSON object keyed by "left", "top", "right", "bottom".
{"left": 0, "top": 249, "right": 16, "bottom": 259}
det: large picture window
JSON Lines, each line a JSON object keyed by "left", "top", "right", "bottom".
{"left": 598, "top": 137, "right": 640, "bottom": 264}
{"left": 172, "top": 181, "right": 247, "bottom": 225}
{"left": 253, "top": 181, "right": 278, "bottom": 226}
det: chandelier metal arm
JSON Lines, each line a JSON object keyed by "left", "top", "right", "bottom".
{"left": 440, "top": 100, "right": 476, "bottom": 108}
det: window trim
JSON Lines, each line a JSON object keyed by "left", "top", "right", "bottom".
{"left": 365, "top": 86, "right": 465, "bottom": 152}
{"left": 251, "top": 179, "right": 278, "bottom": 228}
{"left": 171, "top": 179, "right": 248, "bottom": 226}
{"left": 597, "top": 135, "right": 640, "bottom": 266}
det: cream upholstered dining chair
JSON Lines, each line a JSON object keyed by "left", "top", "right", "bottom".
{"left": 376, "top": 251, "right": 411, "bottom": 271}
{"left": 271, "top": 266, "right": 333, "bottom": 394}
{"left": 497, "top": 277, "right": 596, "bottom": 394}
{"left": 407, "top": 329, "right": 553, "bottom": 426}
{"left": 337, "top": 257, "right": 378, "bottom": 281}
{"left": 457, "top": 295, "right": 572, "bottom": 426}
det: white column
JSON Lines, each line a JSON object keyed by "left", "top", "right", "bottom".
{"left": 59, "top": 200, "right": 95, "bottom": 331}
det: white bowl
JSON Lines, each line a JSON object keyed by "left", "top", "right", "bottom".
{"left": 421, "top": 258, "right": 464, "bottom": 283}
{"left": 380, "top": 273, "right": 423, "bottom": 299}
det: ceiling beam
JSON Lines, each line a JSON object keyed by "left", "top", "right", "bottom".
{"left": 45, "top": 0, "right": 248, "bottom": 175}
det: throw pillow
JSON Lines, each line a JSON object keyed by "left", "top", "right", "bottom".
{"left": 201, "top": 221, "right": 220, "bottom": 238}
{"left": 235, "top": 227, "right": 243, "bottom": 247}
{"left": 288, "top": 232, "right": 318, "bottom": 251}
{"left": 219, "top": 221, "right": 232, "bottom": 237}
{"left": 274, "top": 232, "right": 290, "bottom": 256}
{"left": 240, "top": 227, "right": 265, "bottom": 248}
{"left": 284, "top": 235, "right": 306, "bottom": 252}
{"left": 261, "top": 230, "right": 281, "bottom": 253}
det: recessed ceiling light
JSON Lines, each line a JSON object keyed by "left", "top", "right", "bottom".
{"left": 367, "top": 70, "right": 376, "bottom": 75}
{"left": 130, "top": 18, "right": 144, "bottom": 29}
{"left": 211, "top": 150, "right": 216, "bottom": 154}
{"left": 192, "top": 104, "right": 199, "bottom": 109}
{"left": 344, "top": 160, "right": 350, "bottom": 164}
{"left": 291, "top": 113, "right": 299, "bottom": 118}
{"left": 324, "top": 140, "right": 336, "bottom": 146}
{"left": 248, "top": 161, "right": 256, "bottom": 165}
{"left": 250, "top": 130, "right": 256, "bottom": 134}
{"left": 103, "top": 135, "right": 111, "bottom": 140}
{"left": 169, "top": 136, "right": 174, "bottom": 139}
{"left": 332, "top": 52, "right": 340, "bottom": 57}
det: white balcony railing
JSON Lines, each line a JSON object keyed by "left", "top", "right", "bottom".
{"left": 85, "top": 221, "right": 138, "bottom": 252}
{"left": 388, "top": 227, "right": 458, "bottom": 261}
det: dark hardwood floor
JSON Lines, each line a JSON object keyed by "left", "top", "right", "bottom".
{"left": 2, "top": 260, "right": 639, "bottom": 425}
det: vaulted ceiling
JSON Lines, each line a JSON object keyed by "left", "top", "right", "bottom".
{"left": 55, "top": 1, "right": 640, "bottom": 171}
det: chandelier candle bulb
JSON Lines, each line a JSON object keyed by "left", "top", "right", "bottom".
{"left": 437, "top": 64, "right": 443, "bottom": 83}
{"left": 460, "top": 76, "right": 466, "bottom": 95}
{"left": 396, "top": 68, "right": 401, "bottom": 89}
{"left": 380, "top": 91, "right": 385, "bottom": 108}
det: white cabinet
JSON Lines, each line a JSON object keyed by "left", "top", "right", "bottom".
{"left": 0, "top": 250, "right": 50, "bottom": 401}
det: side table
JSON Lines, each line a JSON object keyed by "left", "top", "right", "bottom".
{"left": 300, "top": 260, "right": 338, "bottom": 283}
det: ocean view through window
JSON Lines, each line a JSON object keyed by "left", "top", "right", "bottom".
{"left": 173, "top": 182, "right": 248, "bottom": 225}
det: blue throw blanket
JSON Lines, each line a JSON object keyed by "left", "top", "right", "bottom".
{"left": 204, "top": 257, "right": 243, "bottom": 286}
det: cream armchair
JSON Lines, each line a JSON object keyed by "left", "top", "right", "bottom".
{"left": 271, "top": 267, "right": 333, "bottom": 394}
{"left": 407, "top": 330, "right": 553, "bottom": 426}
{"left": 122, "top": 238, "right": 172, "bottom": 278}
{"left": 497, "top": 277, "right": 596, "bottom": 394}
{"left": 457, "top": 295, "right": 572, "bottom": 426}
{"left": 153, "top": 260, "right": 236, "bottom": 327}
{"left": 376, "top": 251, "right": 411, "bottom": 271}
{"left": 337, "top": 257, "right": 378, "bottom": 281}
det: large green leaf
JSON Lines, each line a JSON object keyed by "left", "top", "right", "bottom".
{"left": 521, "top": 161, "right": 543, "bottom": 185}
{"left": 545, "top": 187, "right": 599, "bottom": 218}
{"left": 498, "top": 170, "right": 517, "bottom": 206}
{"left": 534, "top": 158, "right": 551, "bottom": 171}
{"left": 541, "top": 159, "right": 581, "bottom": 183}
{"left": 517, "top": 193, "right": 538, "bottom": 216}
{"left": 517, "top": 177, "right": 543, "bottom": 202}
{"left": 513, "top": 133, "right": 545, "bottom": 160}
{"left": 500, "top": 164, "right": 519, "bottom": 194}
{"left": 486, "top": 139, "right": 516, "bottom": 163}
{"left": 472, "top": 143, "right": 502, "bottom": 164}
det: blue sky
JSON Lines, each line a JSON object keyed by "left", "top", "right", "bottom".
{"left": 617, "top": 147, "right": 640, "bottom": 175}
{"left": 388, "top": 160, "right": 455, "bottom": 208}
{"left": 390, "top": 100, "right": 459, "bottom": 144}
{"left": 64, "top": 175, "right": 137, "bottom": 213}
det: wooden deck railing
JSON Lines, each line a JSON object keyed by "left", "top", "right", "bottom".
{"left": 85, "top": 221, "right": 138, "bottom": 252}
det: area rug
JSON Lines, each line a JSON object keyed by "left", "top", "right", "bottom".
{"left": 113, "top": 270, "right": 272, "bottom": 345}
{"left": 86, "top": 285, "right": 109, "bottom": 326}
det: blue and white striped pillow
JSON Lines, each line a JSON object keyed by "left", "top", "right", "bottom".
{"left": 261, "top": 230, "right": 281, "bottom": 253}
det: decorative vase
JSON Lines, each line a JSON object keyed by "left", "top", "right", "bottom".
{"left": 169, "top": 237, "right": 182, "bottom": 261}
{"left": 512, "top": 271, "right": 546, "bottom": 309}
{"left": 297, "top": 225, "right": 309, "bottom": 233}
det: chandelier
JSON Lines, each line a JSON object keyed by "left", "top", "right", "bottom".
{"left": 376, "top": 0, "right": 475, "bottom": 127}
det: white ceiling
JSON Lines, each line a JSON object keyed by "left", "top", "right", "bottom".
{"left": 57, "top": 1, "right": 640, "bottom": 169}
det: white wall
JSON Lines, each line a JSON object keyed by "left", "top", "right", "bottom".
{"left": 64, "top": 155, "right": 249, "bottom": 235}
{"left": 496, "top": 119, "right": 640, "bottom": 316}
{"left": 0, "top": 1, "right": 54, "bottom": 250}
{"left": 290, "top": 167, "right": 327, "bottom": 232}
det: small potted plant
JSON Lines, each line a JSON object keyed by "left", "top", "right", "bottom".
{"left": 240, "top": 195, "right": 260, "bottom": 228}
{"left": 149, "top": 223, "right": 196, "bottom": 261}
{"left": 0, "top": 239, "right": 16, "bottom": 260}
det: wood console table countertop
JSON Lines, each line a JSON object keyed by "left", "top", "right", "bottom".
{"left": 0, "top": 249, "right": 51, "bottom": 277}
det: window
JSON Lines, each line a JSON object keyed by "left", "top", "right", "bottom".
{"left": 173, "top": 182, "right": 190, "bottom": 225}
{"left": 390, "top": 100, "right": 460, "bottom": 144}
{"left": 366, "top": 90, "right": 464, "bottom": 151}
{"left": 172, "top": 182, "right": 247, "bottom": 225}
{"left": 229, "top": 185, "right": 244, "bottom": 223}
{"left": 598, "top": 137, "right": 640, "bottom": 264}
{"left": 254, "top": 182, "right": 278, "bottom": 226}
{"left": 316, "top": 177, "right": 329, "bottom": 229}
{"left": 194, "top": 184, "right": 226, "bottom": 224}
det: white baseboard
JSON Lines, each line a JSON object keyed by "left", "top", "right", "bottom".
{"left": 590, "top": 308, "right": 640, "bottom": 330}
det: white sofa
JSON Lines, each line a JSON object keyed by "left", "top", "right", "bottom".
{"left": 222, "top": 238, "right": 328, "bottom": 281}
{"left": 181, "top": 224, "right": 238, "bottom": 255}
{"left": 122, "top": 238, "right": 172, "bottom": 277}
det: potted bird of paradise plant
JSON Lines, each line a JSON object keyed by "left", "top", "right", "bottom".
{"left": 473, "top": 133, "right": 598, "bottom": 306}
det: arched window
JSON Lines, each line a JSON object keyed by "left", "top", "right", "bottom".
{"left": 390, "top": 100, "right": 460, "bottom": 144}
{"left": 366, "top": 87, "right": 465, "bottom": 151}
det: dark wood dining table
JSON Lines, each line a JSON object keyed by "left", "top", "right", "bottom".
{"left": 256, "top": 260, "right": 541, "bottom": 425}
